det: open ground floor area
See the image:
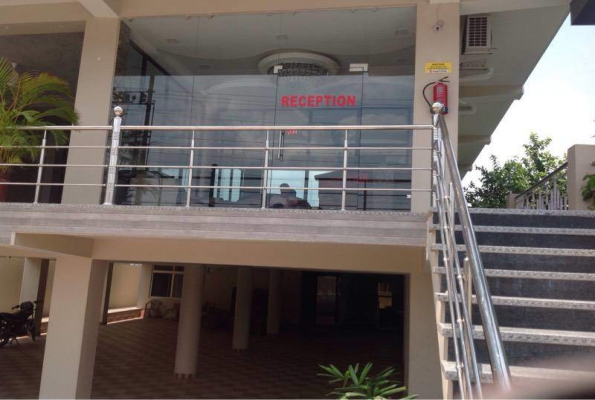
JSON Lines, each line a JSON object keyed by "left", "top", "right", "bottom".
{"left": 0, "top": 318, "right": 403, "bottom": 399}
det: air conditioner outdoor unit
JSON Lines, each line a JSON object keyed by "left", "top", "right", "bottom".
{"left": 463, "top": 15, "right": 492, "bottom": 55}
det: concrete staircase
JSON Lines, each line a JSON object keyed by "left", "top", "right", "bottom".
{"left": 430, "top": 208, "right": 595, "bottom": 396}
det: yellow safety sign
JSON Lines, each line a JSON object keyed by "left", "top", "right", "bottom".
{"left": 425, "top": 62, "right": 452, "bottom": 74}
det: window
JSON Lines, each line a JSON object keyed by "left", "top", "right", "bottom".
{"left": 150, "top": 266, "right": 184, "bottom": 298}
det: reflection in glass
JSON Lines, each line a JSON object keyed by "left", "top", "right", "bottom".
{"left": 112, "top": 7, "right": 416, "bottom": 211}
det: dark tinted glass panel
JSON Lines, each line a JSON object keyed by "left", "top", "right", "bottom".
{"left": 153, "top": 266, "right": 173, "bottom": 271}
{"left": 172, "top": 274, "right": 184, "bottom": 298}
{"left": 150, "top": 273, "right": 172, "bottom": 297}
{"left": 113, "top": 8, "right": 415, "bottom": 211}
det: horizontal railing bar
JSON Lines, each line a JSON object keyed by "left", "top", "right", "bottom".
{"left": 17, "top": 126, "right": 111, "bottom": 130}
{"left": 122, "top": 125, "right": 433, "bottom": 131}
{"left": 0, "top": 163, "right": 107, "bottom": 168}
{"left": 114, "top": 183, "right": 427, "bottom": 192}
{"left": 515, "top": 161, "right": 568, "bottom": 200}
{"left": 0, "top": 182, "right": 105, "bottom": 186}
{"left": 0, "top": 145, "right": 110, "bottom": 149}
{"left": 18, "top": 124, "right": 434, "bottom": 132}
{"left": 117, "top": 146, "right": 431, "bottom": 151}
{"left": 115, "top": 164, "right": 425, "bottom": 171}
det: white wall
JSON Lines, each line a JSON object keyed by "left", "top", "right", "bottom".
{"left": 0, "top": 257, "right": 24, "bottom": 313}
{"left": 109, "top": 263, "right": 142, "bottom": 309}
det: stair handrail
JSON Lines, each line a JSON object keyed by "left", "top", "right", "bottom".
{"left": 431, "top": 102, "right": 512, "bottom": 397}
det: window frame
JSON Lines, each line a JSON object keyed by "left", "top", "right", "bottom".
{"left": 150, "top": 265, "right": 185, "bottom": 299}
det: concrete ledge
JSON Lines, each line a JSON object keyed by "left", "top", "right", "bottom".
{"left": 0, "top": 203, "right": 429, "bottom": 249}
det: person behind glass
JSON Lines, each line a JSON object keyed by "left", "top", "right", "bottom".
{"left": 270, "top": 183, "right": 311, "bottom": 209}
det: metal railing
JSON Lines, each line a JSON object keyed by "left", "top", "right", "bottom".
{"left": 514, "top": 162, "right": 568, "bottom": 210}
{"left": 1, "top": 106, "right": 435, "bottom": 209}
{"left": 432, "top": 103, "right": 511, "bottom": 398}
{"left": 1, "top": 103, "right": 511, "bottom": 396}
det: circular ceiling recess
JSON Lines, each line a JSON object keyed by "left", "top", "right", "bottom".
{"left": 258, "top": 52, "right": 339, "bottom": 76}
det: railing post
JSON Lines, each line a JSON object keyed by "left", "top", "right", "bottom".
{"left": 185, "top": 130, "right": 196, "bottom": 207}
{"left": 433, "top": 102, "right": 512, "bottom": 393}
{"left": 341, "top": 129, "right": 348, "bottom": 211}
{"left": 261, "top": 130, "right": 270, "bottom": 209}
{"left": 103, "top": 106, "right": 123, "bottom": 206}
{"left": 33, "top": 130, "right": 47, "bottom": 204}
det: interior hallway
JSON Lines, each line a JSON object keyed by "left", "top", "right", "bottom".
{"left": 0, "top": 318, "right": 403, "bottom": 399}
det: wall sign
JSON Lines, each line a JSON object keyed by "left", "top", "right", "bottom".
{"left": 280, "top": 94, "right": 357, "bottom": 108}
{"left": 425, "top": 62, "right": 452, "bottom": 74}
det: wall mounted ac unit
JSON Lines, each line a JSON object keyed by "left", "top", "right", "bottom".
{"left": 463, "top": 15, "right": 492, "bottom": 55}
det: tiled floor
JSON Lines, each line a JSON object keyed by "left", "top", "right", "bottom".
{"left": 0, "top": 319, "right": 403, "bottom": 399}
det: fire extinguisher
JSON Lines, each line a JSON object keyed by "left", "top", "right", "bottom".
{"left": 432, "top": 80, "right": 448, "bottom": 114}
{"left": 423, "top": 77, "right": 449, "bottom": 115}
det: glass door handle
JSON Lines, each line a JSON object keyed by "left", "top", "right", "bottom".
{"left": 277, "top": 130, "right": 285, "bottom": 161}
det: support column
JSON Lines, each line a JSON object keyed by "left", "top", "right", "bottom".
{"left": 100, "top": 263, "right": 114, "bottom": 325}
{"left": 233, "top": 267, "right": 253, "bottom": 351}
{"left": 411, "top": 3, "right": 460, "bottom": 212}
{"left": 136, "top": 264, "right": 153, "bottom": 312}
{"left": 39, "top": 257, "right": 108, "bottom": 399}
{"left": 174, "top": 265, "right": 205, "bottom": 379}
{"left": 267, "top": 269, "right": 282, "bottom": 335}
{"left": 405, "top": 269, "right": 443, "bottom": 399}
{"left": 19, "top": 258, "right": 49, "bottom": 336}
{"left": 568, "top": 144, "right": 595, "bottom": 210}
{"left": 62, "top": 18, "right": 120, "bottom": 204}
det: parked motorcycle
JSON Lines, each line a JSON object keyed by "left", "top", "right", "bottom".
{"left": 0, "top": 301, "right": 38, "bottom": 348}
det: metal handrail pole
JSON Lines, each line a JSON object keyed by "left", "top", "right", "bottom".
{"left": 185, "top": 130, "right": 195, "bottom": 207}
{"left": 433, "top": 144, "right": 473, "bottom": 397}
{"left": 261, "top": 130, "right": 270, "bottom": 209}
{"left": 103, "top": 107, "right": 123, "bottom": 205}
{"left": 433, "top": 157, "right": 469, "bottom": 397}
{"left": 434, "top": 103, "right": 512, "bottom": 391}
{"left": 341, "top": 129, "right": 348, "bottom": 211}
{"left": 33, "top": 130, "right": 47, "bottom": 204}
{"left": 117, "top": 124, "right": 435, "bottom": 131}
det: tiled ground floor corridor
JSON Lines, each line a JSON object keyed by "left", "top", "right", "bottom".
{"left": 0, "top": 318, "right": 403, "bottom": 399}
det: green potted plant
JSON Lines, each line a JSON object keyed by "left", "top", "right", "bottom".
{"left": 581, "top": 173, "right": 595, "bottom": 210}
{"left": 319, "top": 363, "right": 417, "bottom": 399}
{"left": 0, "top": 57, "right": 79, "bottom": 201}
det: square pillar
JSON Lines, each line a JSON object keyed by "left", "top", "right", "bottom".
{"left": 411, "top": 3, "right": 460, "bottom": 212}
{"left": 19, "top": 258, "right": 49, "bottom": 336}
{"left": 267, "top": 269, "right": 282, "bottom": 335}
{"left": 62, "top": 18, "right": 120, "bottom": 205}
{"left": 405, "top": 270, "right": 443, "bottom": 399}
{"left": 100, "top": 263, "right": 114, "bottom": 325}
{"left": 39, "top": 256, "right": 108, "bottom": 399}
{"left": 136, "top": 264, "right": 153, "bottom": 311}
{"left": 174, "top": 265, "right": 206, "bottom": 379}
{"left": 233, "top": 267, "right": 253, "bottom": 351}
{"left": 567, "top": 144, "right": 595, "bottom": 210}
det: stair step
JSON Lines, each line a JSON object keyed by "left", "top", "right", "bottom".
{"left": 432, "top": 267, "right": 595, "bottom": 282}
{"left": 441, "top": 360, "right": 595, "bottom": 383}
{"left": 435, "top": 292, "right": 595, "bottom": 310}
{"left": 430, "top": 224, "right": 595, "bottom": 236}
{"left": 438, "top": 323, "right": 595, "bottom": 346}
{"left": 431, "top": 244, "right": 595, "bottom": 257}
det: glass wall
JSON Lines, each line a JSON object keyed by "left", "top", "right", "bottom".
{"left": 113, "top": 7, "right": 416, "bottom": 210}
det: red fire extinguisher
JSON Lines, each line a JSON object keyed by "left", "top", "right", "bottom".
{"left": 432, "top": 80, "right": 448, "bottom": 114}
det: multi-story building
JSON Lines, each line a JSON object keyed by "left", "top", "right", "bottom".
{"left": 0, "top": 0, "right": 594, "bottom": 399}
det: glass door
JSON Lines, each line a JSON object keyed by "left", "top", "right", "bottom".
{"left": 268, "top": 69, "right": 364, "bottom": 209}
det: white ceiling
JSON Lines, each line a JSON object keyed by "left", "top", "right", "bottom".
{"left": 458, "top": 4, "right": 569, "bottom": 171}
{"left": 126, "top": 7, "right": 416, "bottom": 62}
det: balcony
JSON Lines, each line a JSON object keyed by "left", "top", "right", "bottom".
{"left": 0, "top": 109, "right": 435, "bottom": 259}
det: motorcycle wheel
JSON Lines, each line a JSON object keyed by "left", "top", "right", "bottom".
{"left": 27, "top": 320, "right": 37, "bottom": 342}
{"left": 0, "top": 321, "right": 9, "bottom": 348}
